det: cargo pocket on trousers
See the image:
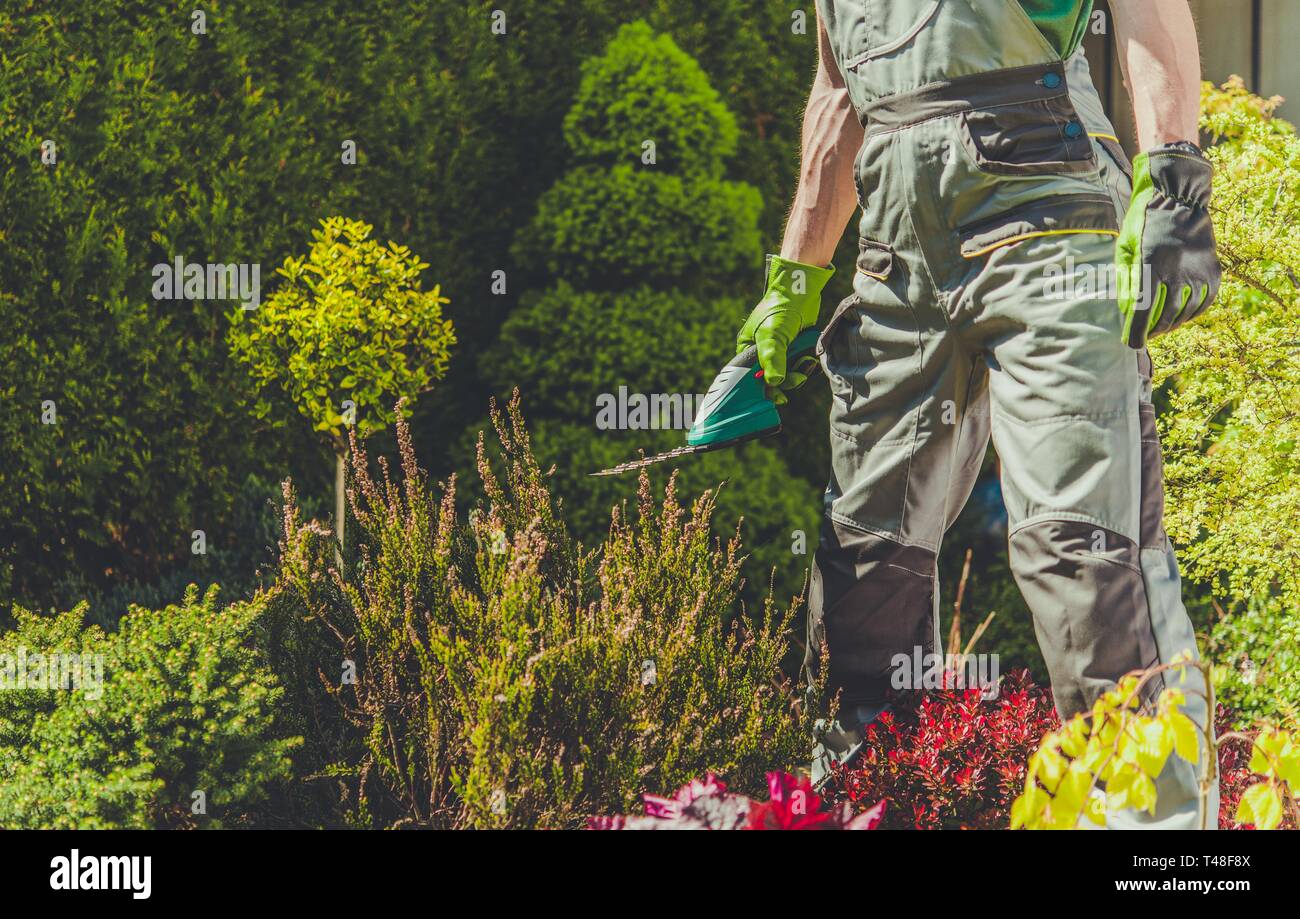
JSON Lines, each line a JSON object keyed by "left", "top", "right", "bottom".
{"left": 960, "top": 96, "right": 1098, "bottom": 177}
{"left": 817, "top": 239, "right": 894, "bottom": 359}
{"left": 957, "top": 193, "right": 1119, "bottom": 259}
{"left": 1138, "top": 402, "right": 1167, "bottom": 549}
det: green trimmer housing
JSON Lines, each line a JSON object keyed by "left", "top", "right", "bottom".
{"left": 590, "top": 327, "right": 822, "bottom": 476}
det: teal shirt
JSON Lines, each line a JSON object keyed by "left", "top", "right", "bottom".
{"left": 1020, "top": 0, "right": 1094, "bottom": 59}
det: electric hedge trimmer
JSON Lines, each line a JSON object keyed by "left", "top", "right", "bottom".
{"left": 590, "top": 327, "right": 822, "bottom": 477}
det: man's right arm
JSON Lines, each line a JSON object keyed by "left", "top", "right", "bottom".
{"left": 734, "top": 12, "right": 862, "bottom": 389}
{"left": 779, "top": 13, "right": 864, "bottom": 266}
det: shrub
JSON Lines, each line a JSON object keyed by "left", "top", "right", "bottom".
{"left": 230, "top": 215, "right": 454, "bottom": 552}
{"left": 1217, "top": 705, "right": 1300, "bottom": 830}
{"left": 562, "top": 21, "right": 738, "bottom": 180}
{"left": 493, "top": 21, "right": 814, "bottom": 608}
{"left": 229, "top": 217, "right": 455, "bottom": 450}
{"left": 0, "top": 586, "right": 299, "bottom": 828}
{"left": 1012, "top": 658, "right": 1300, "bottom": 831}
{"left": 517, "top": 165, "right": 763, "bottom": 289}
{"left": 820, "top": 671, "right": 1060, "bottom": 830}
{"left": 266, "top": 395, "right": 812, "bottom": 828}
{"left": 1209, "top": 598, "right": 1300, "bottom": 728}
{"left": 590, "top": 772, "right": 884, "bottom": 830}
{"left": 0, "top": 1, "right": 324, "bottom": 608}
{"left": 1153, "top": 78, "right": 1300, "bottom": 610}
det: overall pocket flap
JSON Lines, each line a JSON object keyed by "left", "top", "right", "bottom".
{"left": 958, "top": 194, "right": 1118, "bottom": 258}
{"left": 1094, "top": 133, "right": 1133, "bottom": 183}
{"left": 856, "top": 238, "right": 895, "bottom": 280}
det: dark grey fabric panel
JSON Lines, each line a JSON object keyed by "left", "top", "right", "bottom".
{"left": 806, "top": 517, "right": 937, "bottom": 708}
{"left": 1009, "top": 519, "right": 1163, "bottom": 719}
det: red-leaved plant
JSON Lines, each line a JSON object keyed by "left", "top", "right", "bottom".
{"left": 822, "top": 670, "right": 1060, "bottom": 829}
{"left": 1216, "top": 705, "right": 1299, "bottom": 830}
{"left": 822, "top": 674, "right": 1294, "bottom": 830}
{"left": 589, "top": 772, "right": 885, "bottom": 830}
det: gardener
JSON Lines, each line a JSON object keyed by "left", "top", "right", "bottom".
{"left": 739, "top": 0, "right": 1220, "bottom": 829}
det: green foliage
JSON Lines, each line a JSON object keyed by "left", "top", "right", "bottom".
{"left": 487, "top": 282, "right": 739, "bottom": 424}
{"left": 267, "top": 399, "right": 811, "bottom": 828}
{"left": 1152, "top": 79, "right": 1300, "bottom": 609}
{"left": 39, "top": 473, "right": 305, "bottom": 631}
{"left": 1013, "top": 655, "right": 1300, "bottom": 831}
{"left": 1230, "top": 725, "right": 1300, "bottom": 830}
{"left": 230, "top": 217, "right": 454, "bottom": 449}
{"left": 518, "top": 165, "right": 763, "bottom": 289}
{"left": 0, "top": 586, "right": 299, "bottom": 828}
{"left": 1011, "top": 659, "right": 1211, "bottom": 829}
{"left": 0, "top": 1, "right": 319, "bottom": 606}
{"left": 563, "top": 21, "right": 739, "bottom": 178}
{"left": 494, "top": 21, "right": 813, "bottom": 604}
{"left": 0, "top": 1, "right": 827, "bottom": 613}
{"left": 1210, "top": 598, "right": 1300, "bottom": 728}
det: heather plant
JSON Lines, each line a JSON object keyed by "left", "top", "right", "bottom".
{"left": 0, "top": 587, "right": 299, "bottom": 828}
{"left": 267, "top": 394, "right": 812, "bottom": 829}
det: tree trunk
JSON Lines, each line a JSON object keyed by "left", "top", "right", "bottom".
{"left": 334, "top": 450, "right": 346, "bottom": 566}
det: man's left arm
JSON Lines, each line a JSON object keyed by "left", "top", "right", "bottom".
{"left": 1110, "top": 0, "right": 1220, "bottom": 348}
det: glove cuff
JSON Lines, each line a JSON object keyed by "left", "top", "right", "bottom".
{"left": 1142, "top": 142, "right": 1213, "bottom": 209}
{"left": 765, "top": 254, "right": 835, "bottom": 300}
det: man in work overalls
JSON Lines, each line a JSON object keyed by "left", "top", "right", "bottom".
{"left": 737, "top": 0, "right": 1221, "bottom": 828}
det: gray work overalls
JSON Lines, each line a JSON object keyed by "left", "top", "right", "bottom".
{"left": 808, "top": 0, "right": 1216, "bottom": 829}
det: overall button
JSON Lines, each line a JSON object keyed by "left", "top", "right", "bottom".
{"left": 1064, "top": 121, "right": 1083, "bottom": 139}
{"left": 1042, "top": 71, "right": 1062, "bottom": 89}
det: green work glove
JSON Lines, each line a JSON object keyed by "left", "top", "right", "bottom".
{"left": 1116, "top": 141, "right": 1221, "bottom": 349}
{"left": 737, "top": 254, "right": 835, "bottom": 404}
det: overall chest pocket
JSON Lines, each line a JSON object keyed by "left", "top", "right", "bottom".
{"left": 823, "top": 0, "right": 940, "bottom": 72}
{"left": 960, "top": 97, "right": 1097, "bottom": 177}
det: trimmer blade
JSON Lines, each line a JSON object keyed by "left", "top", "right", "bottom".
{"left": 588, "top": 443, "right": 709, "bottom": 477}
{"left": 588, "top": 428, "right": 780, "bottom": 477}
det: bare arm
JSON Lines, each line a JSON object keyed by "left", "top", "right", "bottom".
{"left": 1111, "top": 0, "right": 1202, "bottom": 149}
{"left": 779, "top": 13, "right": 864, "bottom": 266}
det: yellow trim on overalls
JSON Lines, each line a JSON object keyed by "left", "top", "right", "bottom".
{"left": 961, "top": 228, "right": 1120, "bottom": 259}
{"left": 1088, "top": 132, "right": 1120, "bottom": 143}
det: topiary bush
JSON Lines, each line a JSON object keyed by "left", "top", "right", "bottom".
{"left": 488, "top": 20, "right": 816, "bottom": 608}
{"left": 0, "top": 586, "right": 299, "bottom": 828}
{"left": 230, "top": 217, "right": 455, "bottom": 450}
{"left": 265, "top": 395, "right": 813, "bottom": 829}
{"left": 230, "top": 216, "right": 455, "bottom": 549}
